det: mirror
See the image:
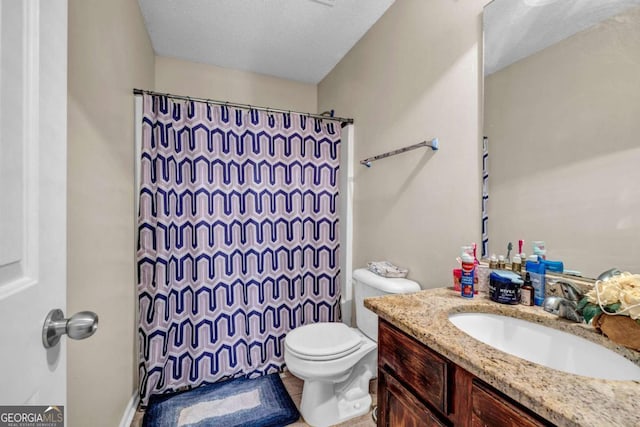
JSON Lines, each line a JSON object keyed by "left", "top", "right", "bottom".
{"left": 483, "top": 0, "right": 640, "bottom": 279}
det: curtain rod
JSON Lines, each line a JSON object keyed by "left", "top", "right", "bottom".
{"left": 133, "top": 88, "right": 354, "bottom": 126}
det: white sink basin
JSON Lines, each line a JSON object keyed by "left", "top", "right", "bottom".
{"left": 448, "top": 312, "right": 640, "bottom": 380}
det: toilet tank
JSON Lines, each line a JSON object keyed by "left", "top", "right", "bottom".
{"left": 353, "top": 268, "right": 421, "bottom": 342}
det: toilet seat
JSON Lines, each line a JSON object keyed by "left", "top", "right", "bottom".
{"left": 285, "top": 323, "right": 363, "bottom": 361}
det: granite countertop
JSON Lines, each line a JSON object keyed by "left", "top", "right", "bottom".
{"left": 365, "top": 287, "right": 640, "bottom": 427}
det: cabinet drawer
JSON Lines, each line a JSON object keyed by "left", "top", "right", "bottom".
{"left": 379, "top": 320, "right": 449, "bottom": 414}
{"left": 471, "top": 380, "right": 551, "bottom": 427}
{"left": 379, "top": 370, "right": 450, "bottom": 427}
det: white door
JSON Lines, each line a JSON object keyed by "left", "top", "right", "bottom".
{"left": 0, "top": 0, "right": 67, "bottom": 411}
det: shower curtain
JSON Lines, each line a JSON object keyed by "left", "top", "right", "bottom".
{"left": 137, "top": 94, "right": 342, "bottom": 404}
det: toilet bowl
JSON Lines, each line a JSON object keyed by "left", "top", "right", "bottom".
{"left": 284, "top": 268, "right": 420, "bottom": 427}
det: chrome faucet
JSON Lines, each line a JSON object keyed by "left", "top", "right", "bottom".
{"left": 542, "top": 280, "right": 584, "bottom": 323}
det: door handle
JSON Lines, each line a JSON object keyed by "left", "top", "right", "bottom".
{"left": 42, "top": 309, "right": 98, "bottom": 348}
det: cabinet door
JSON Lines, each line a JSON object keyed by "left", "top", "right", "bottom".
{"left": 378, "top": 369, "right": 450, "bottom": 427}
{"left": 378, "top": 320, "right": 449, "bottom": 413}
{"left": 471, "top": 380, "right": 552, "bottom": 427}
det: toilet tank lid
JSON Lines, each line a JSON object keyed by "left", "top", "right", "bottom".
{"left": 353, "top": 268, "right": 421, "bottom": 294}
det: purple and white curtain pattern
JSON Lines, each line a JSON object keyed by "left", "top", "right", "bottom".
{"left": 137, "top": 94, "right": 342, "bottom": 404}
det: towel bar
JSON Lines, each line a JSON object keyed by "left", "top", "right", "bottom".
{"left": 360, "top": 138, "right": 438, "bottom": 167}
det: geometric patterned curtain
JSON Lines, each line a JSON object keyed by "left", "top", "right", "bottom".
{"left": 137, "top": 94, "right": 341, "bottom": 405}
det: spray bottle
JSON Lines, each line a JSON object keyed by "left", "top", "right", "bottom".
{"left": 460, "top": 252, "right": 475, "bottom": 298}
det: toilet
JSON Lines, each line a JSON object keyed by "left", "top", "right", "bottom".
{"left": 284, "top": 268, "right": 421, "bottom": 427}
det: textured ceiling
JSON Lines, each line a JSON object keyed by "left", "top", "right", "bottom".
{"left": 484, "top": 0, "right": 640, "bottom": 75}
{"left": 138, "top": 0, "right": 395, "bottom": 84}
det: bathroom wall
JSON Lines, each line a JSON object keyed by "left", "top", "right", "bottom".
{"left": 318, "top": 0, "right": 488, "bottom": 289}
{"left": 67, "top": 0, "right": 154, "bottom": 425}
{"left": 485, "top": 7, "right": 640, "bottom": 276}
{"left": 155, "top": 56, "right": 317, "bottom": 112}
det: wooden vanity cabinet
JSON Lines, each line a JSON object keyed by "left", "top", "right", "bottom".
{"left": 377, "top": 319, "right": 554, "bottom": 427}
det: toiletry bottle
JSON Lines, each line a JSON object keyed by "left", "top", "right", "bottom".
{"left": 470, "top": 243, "right": 480, "bottom": 290}
{"left": 525, "top": 257, "right": 546, "bottom": 306}
{"left": 539, "top": 258, "right": 564, "bottom": 274}
{"left": 518, "top": 253, "right": 526, "bottom": 278}
{"left": 489, "top": 254, "right": 498, "bottom": 270}
{"left": 476, "top": 264, "right": 489, "bottom": 294}
{"left": 461, "top": 245, "right": 474, "bottom": 258}
{"left": 511, "top": 254, "right": 522, "bottom": 274}
{"left": 472, "top": 243, "right": 480, "bottom": 265}
{"left": 452, "top": 268, "right": 462, "bottom": 292}
{"left": 532, "top": 241, "right": 546, "bottom": 260}
{"left": 460, "top": 253, "right": 475, "bottom": 298}
{"left": 520, "top": 273, "right": 534, "bottom": 306}
{"left": 497, "top": 255, "right": 506, "bottom": 270}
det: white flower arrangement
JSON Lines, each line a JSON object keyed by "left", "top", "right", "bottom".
{"left": 584, "top": 272, "right": 640, "bottom": 321}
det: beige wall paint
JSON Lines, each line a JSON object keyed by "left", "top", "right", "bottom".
{"left": 155, "top": 56, "right": 318, "bottom": 112}
{"left": 318, "top": 0, "right": 487, "bottom": 289}
{"left": 67, "top": 0, "right": 154, "bottom": 425}
{"left": 485, "top": 8, "right": 640, "bottom": 277}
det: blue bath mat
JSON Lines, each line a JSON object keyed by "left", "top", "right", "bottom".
{"left": 142, "top": 373, "right": 299, "bottom": 427}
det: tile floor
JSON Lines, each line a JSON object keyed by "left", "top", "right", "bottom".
{"left": 130, "top": 371, "right": 378, "bottom": 427}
